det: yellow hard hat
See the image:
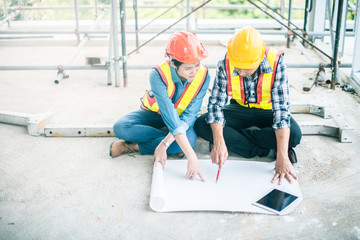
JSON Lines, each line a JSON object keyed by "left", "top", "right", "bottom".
{"left": 227, "top": 26, "right": 266, "bottom": 69}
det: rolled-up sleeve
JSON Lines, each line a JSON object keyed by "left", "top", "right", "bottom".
{"left": 206, "top": 60, "right": 228, "bottom": 126}
{"left": 271, "top": 55, "right": 291, "bottom": 129}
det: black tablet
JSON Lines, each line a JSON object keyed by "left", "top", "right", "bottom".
{"left": 252, "top": 189, "right": 299, "bottom": 215}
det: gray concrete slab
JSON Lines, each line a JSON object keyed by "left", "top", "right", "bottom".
{"left": 1, "top": 32, "right": 360, "bottom": 240}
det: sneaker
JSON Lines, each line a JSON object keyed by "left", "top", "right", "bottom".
{"left": 288, "top": 148, "right": 298, "bottom": 164}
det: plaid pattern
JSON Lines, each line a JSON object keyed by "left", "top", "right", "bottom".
{"left": 206, "top": 53, "right": 291, "bottom": 129}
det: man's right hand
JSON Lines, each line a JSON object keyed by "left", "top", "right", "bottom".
{"left": 210, "top": 140, "right": 228, "bottom": 170}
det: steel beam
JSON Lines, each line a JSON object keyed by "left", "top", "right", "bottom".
{"left": 298, "top": 113, "right": 353, "bottom": 143}
{"left": 44, "top": 124, "right": 114, "bottom": 137}
{"left": 290, "top": 103, "right": 330, "bottom": 119}
{"left": 0, "top": 110, "right": 54, "bottom": 136}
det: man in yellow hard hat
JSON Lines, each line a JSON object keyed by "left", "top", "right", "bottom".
{"left": 194, "top": 26, "right": 302, "bottom": 185}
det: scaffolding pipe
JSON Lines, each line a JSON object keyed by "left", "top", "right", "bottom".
{"left": 258, "top": 0, "right": 303, "bottom": 33}
{"left": 127, "top": 0, "right": 213, "bottom": 56}
{"left": 302, "top": 0, "right": 310, "bottom": 45}
{"left": 55, "top": 10, "right": 106, "bottom": 83}
{"left": 107, "top": 12, "right": 114, "bottom": 85}
{"left": 2, "top": 0, "right": 9, "bottom": 27}
{"left": 111, "top": 0, "right": 121, "bottom": 87}
{"left": 293, "top": 38, "right": 329, "bottom": 82}
{"left": 94, "top": 0, "right": 99, "bottom": 18}
{"left": 0, "top": 30, "right": 356, "bottom": 37}
{"left": 10, "top": 4, "right": 305, "bottom": 11}
{"left": 120, "top": 0, "right": 128, "bottom": 87}
{"left": 136, "top": 0, "right": 184, "bottom": 33}
{"left": 0, "top": 9, "right": 20, "bottom": 27}
{"left": 355, "top": 0, "right": 360, "bottom": 32}
{"left": 133, "top": 0, "right": 139, "bottom": 49}
{"left": 331, "top": 0, "right": 344, "bottom": 89}
{"left": 339, "top": 0, "right": 349, "bottom": 57}
{"left": 74, "top": 0, "right": 81, "bottom": 44}
{"left": 186, "top": 0, "right": 190, "bottom": 31}
{"left": 326, "top": 0, "right": 335, "bottom": 49}
{"left": 0, "top": 63, "right": 352, "bottom": 71}
{"left": 248, "top": 0, "right": 333, "bottom": 61}
{"left": 287, "top": 0, "right": 293, "bottom": 48}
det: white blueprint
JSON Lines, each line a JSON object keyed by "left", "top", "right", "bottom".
{"left": 150, "top": 159, "right": 303, "bottom": 215}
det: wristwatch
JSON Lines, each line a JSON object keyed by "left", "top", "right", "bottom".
{"left": 161, "top": 139, "right": 170, "bottom": 147}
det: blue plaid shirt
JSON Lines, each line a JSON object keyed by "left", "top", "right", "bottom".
{"left": 206, "top": 53, "right": 291, "bottom": 130}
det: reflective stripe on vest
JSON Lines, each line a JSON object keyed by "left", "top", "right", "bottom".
{"left": 141, "top": 60, "right": 208, "bottom": 116}
{"left": 226, "top": 47, "right": 282, "bottom": 110}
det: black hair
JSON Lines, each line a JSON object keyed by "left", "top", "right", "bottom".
{"left": 171, "top": 59, "right": 183, "bottom": 68}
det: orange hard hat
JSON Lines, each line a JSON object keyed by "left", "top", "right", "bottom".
{"left": 227, "top": 26, "right": 266, "bottom": 69}
{"left": 166, "top": 31, "right": 208, "bottom": 63}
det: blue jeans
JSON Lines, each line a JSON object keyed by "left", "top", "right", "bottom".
{"left": 113, "top": 109, "right": 197, "bottom": 155}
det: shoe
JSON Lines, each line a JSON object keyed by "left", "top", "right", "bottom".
{"left": 109, "top": 140, "right": 137, "bottom": 158}
{"left": 288, "top": 148, "right": 298, "bottom": 164}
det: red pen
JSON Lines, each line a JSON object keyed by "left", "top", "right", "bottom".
{"left": 216, "top": 168, "right": 221, "bottom": 183}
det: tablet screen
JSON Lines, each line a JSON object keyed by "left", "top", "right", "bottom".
{"left": 255, "top": 189, "right": 298, "bottom": 212}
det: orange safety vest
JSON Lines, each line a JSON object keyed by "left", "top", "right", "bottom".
{"left": 141, "top": 60, "right": 208, "bottom": 116}
{"left": 225, "top": 47, "right": 282, "bottom": 110}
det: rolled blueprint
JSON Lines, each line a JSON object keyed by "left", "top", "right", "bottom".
{"left": 149, "top": 160, "right": 303, "bottom": 214}
{"left": 149, "top": 164, "right": 166, "bottom": 212}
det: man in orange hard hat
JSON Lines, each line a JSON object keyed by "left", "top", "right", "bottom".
{"left": 195, "top": 26, "right": 302, "bottom": 185}
{"left": 111, "top": 31, "right": 210, "bottom": 182}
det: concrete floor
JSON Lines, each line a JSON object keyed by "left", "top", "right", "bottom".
{"left": 1, "top": 30, "right": 360, "bottom": 240}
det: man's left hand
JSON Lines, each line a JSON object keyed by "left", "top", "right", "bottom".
{"left": 271, "top": 158, "right": 298, "bottom": 185}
